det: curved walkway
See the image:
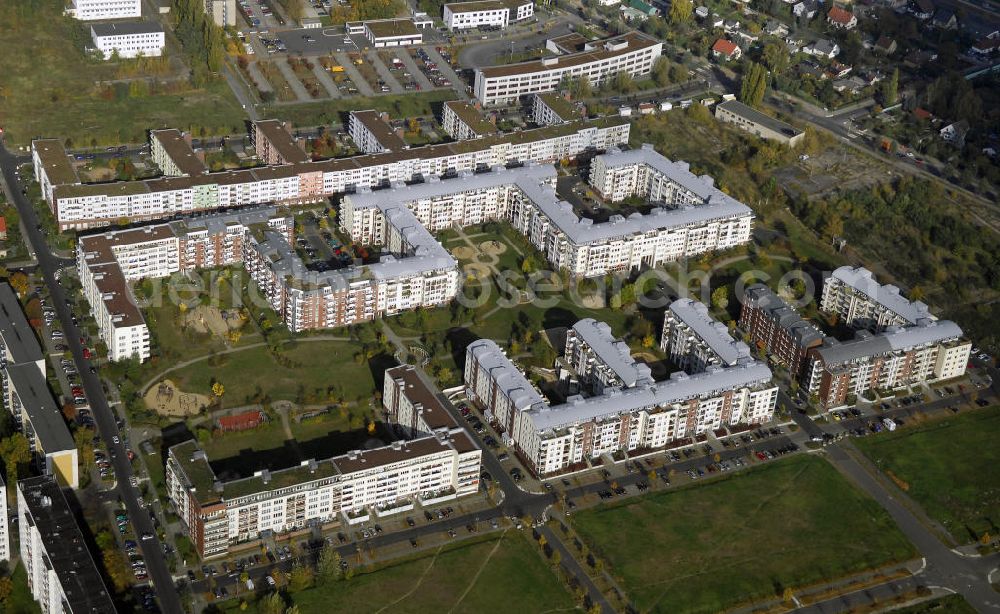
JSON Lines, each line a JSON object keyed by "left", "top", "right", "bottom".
{"left": 139, "top": 335, "right": 352, "bottom": 395}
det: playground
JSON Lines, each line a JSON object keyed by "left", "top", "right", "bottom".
{"left": 143, "top": 379, "right": 211, "bottom": 417}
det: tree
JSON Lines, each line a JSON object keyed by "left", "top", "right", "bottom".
{"left": 212, "top": 381, "right": 225, "bottom": 397}
{"left": 258, "top": 592, "right": 285, "bottom": 614}
{"left": 611, "top": 70, "right": 634, "bottom": 93}
{"left": 0, "top": 432, "right": 30, "bottom": 482}
{"left": 569, "top": 75, "right": 592, "bottom": 99}
{"left": 711, "top": 286, "right": 729, "bottom": 311}
{"left": 289, "top": 561, "right": 314, "bottom": 591}
{"left": 740, "top": 62, "right": 768, "bottom": 108}
{"left": 880, "top": 68, "right": 899, "bottom": 106}
{"left": 0, "top": 576, "right": 12, "bottom": 603}
{"left": 8, "top": 271, "right": 29, "bottom": 297}
{"left": 317, "top": 546, "right": 343, "bottom": 582}
{"left": 820, "top": 213, "right": 843, "bottom": 240}
{"left": 669, "top": 0, "right": 692, "bottom": 23}
{"left": 652, "top": 57, "right": 671, "bottom": 87}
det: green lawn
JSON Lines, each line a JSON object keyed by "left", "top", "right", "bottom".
{"left": 854, "top": 406, "right": 1000, "bottom": 543}
{"left": 0, "top": 0, "right": 245, "bottom": 147}
{"left": 571, "top": 455, "right": 917, "bottom": 614}
{"left": 887, "top": 594, "right": 978, "bottom": 614}
{"left": 168, "top": 339, "right": 381, "bottom": 408}
{"left": 221, "top": 532, "right": 574, "bottom": 613}
{"left": 5, "top": 562, "right": 42, "bottom": 614}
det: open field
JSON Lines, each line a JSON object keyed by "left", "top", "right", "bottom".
{"left": 854, "top": 406, "right": 1000, "bottom": 543}
{"left": 216, "top": 532, "right": 574, "bottom": 613}
{"left": 0, "top": 0, "right": 244, "bottom": 147}
{"left": 168, "top": 338, "right": 382, "bottom": 408}
{"left": 571, "top": 455, "right": 917, "bottom": 614}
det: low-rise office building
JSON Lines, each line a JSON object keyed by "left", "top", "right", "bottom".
{"left": 465, "top": 319, "right": 776, "bottom": 475}
{"left": 740, "top": 284, "right": 824, "bottom": 378}
{"left": 363, "top": 19, "right": 424, "bottom": 47}
{"left": 443, "top": 0, "right": 533, "bottom": 30}
{"left": 1, "top": 284, "right": 79, "bottom": 489}
{"left": 532, "top": 92, "right": 584, "bottom": 126}
{"left": 474, "top": 31, "right": 662, "bottom": 106}
{"left": 821, "top": 265, "right": 933, "bottom": 332}
{"left": 18, "top": 476, "right": 115, "bottom": 613}
{"left": 661, "top": 298, "right": 751, "bottom": 373}
{"left": 441, "top": 101, "right": 498, "bottom": 140}
{"left": 715, "top": 100, "right": 804, "bottom": 146}
{"left": 90, "top": 21, "right": 165, "bottom": 59}
{"left": 168, "top": 366, "right": 479, "bottom": 558}
{"left": 68, "top": 0, "right": 141, "bottom": 20}
{"left": 348, "top": 110, "right": 407, "bottom": 153}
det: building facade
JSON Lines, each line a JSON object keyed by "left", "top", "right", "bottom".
{"left": 441, "top": 101, "right": 498, "bottom": 141}
{"left": 740, "top": 284, "right": 824, "bottom": 378}
{"left": 90, "top": 21, "right": 165, "bottom": 59}
{"left": 0, "top": 474, "right": 8, "bottom": 564}
{"left": 168, "top": 367, "right": 479, "bottom": 558}
{"left": 474, "top": 32, "right": 662, "bottom": 105}
{"left": 465, "top": 319, "right": 776, "bottom": 475}
{"left": 715, "top": 100, "right": 804, "bottom": 146}
{"left": 69, "top": 0, "right": 141, "bottom": 20}
{"left": 821, "top": 266, "right": 933, "bottom": 332}
{"left": 17, "top": 476, "right": 115, "bottom": 613}
{"left": 443, "top": 0, "right": 533, "bottom": 30}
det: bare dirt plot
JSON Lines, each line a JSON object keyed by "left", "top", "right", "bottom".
{"left": 181, "top": 305, "right": 246, "bottom": 339}
{"left": 144, "top": 379, "right": 210, "bottom": 416}
{"left": 451, "top": 246, "right": 476, "bottom": 261}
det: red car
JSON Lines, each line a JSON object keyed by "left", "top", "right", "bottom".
{"left": 82, "top": 348, "right": 92, "bottom": 359}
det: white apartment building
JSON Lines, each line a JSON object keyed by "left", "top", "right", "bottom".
{"left": 466, "top": 322, "right": 777, "bottom": 475}
{"left": 168, "top": 366, "right": 479, "bottom": 558}
{"left": 68, "top": 0, "right": 141, "bottom": 20}
{"left": 660, "top": 298, "right": 751, "bottom": 373}
{"left": 90, "top": 21, "right": 165, "bottom": 59}
{"left": 150, "top": 129, "right": 207, "bottom": 177}
{"left": 37, "top": 117, "right": 629, "bottom": 231}
{"left": 348, "top": 110, "right": 406, "bottom": 153}
{"left": 76, "top": 208, "right": 290, "bottom": 362}
{"left": 805, "top": 319, "right": 971, "bottom": 409}
{"left": 564, "top": 318, "right": 653, "bottom": 394}
{"left": 821, "top": 265, "right": 934, "bottom": 332}
{"left": 1, "top": 284, "right": 79, "bottom": 489}
{"left": 443, "top": 0, "right": 533, "bottom": 30}
{"left": 533, "top": 92, "right": 583, "bottom": 125}
{"left": 18, "top": 476, "right": 115, "bottom": 613}
{"left": 0, "top": 474, "right": 8, "bottom": 564}
{"left": 474, "top": 31, "right": 662, "bottom": 106}
{"left": 441, "top": 101, "right": 497, "bottom": 140}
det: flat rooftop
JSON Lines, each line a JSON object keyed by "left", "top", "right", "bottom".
{"left": 571, "top": 318, "right": 652, "bottom": 388}
{"left": 828, "top": 266, "right": 932, "bottom": 325}
{"left": 668, "top": 298, "right": 750, "bottom": 366}
{"left": 716, "top": 100, "right": 803, "bottom": 140}
{"left": 17, "top": 476, "right": 116, "bottom": 613}
{"left": 32, "top": 139, "right": 80, "bottom": 186}
{"left": 91, "top": 20, "right": 164, "bottom": 37}
{"left": 478, "top": 31, "right": 660, "bottom": 79}
{"left": 444, "top": 101, "right": 498, "bottom": 136}
{"left": 445, "top": 0, "right": 528, "bottom": 13}
{"left": 0, "top": 282, "right": 44, "bottom": 365}
{"left": 536, "top": 92, "right": 584, "bottom": 122}
{"left": 151, "top": 129, "right": 208, "bottom": 176}
{"left": 816, "top": 319, "right": 963, "bottom": 367}
{"left": 351, "top": 110, "right": 407, "bottom": 152}
{"left": 386, "top": 364, "right": 463, "bottom": 431}
{"left": 365, "top": 19, "right": 420, "bottom": 39}
{"left": 6, "top": 363, "right": 76, "bottom": 454}
{"left": 253, "top": 120, "right": 309, "bottom": 164}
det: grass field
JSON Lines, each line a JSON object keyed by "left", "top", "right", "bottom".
{"left": 571, "top": 455, "right": 917, "bottom": 614}
{"left": 0, "top": 0, "right": 245, "bottom": 147}
{"left": 169, "top": 339, "right": 382, "bottom": 408}
{"left": 854, "top": 406, "right": 1000, "bottom": 543}
{"left": 887, "top": 594, "right": 978, "bottom": 614}
{"left": 218, "top": 532, "right": 574, "bottom": 613}
{"left": 4, "top": 562, "right": 42, "bottom": 614}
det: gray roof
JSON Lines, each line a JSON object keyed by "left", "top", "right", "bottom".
{"left": 0, "top": 283, "right": 44, "bottom": 365}
{"left": 668, "top": 298, "right": 750, "bottom": 365}
{"left": 571, "top": 318, "right": 652, "bottom": 388}
{"left": 6, "top": 363, "right": 75, "bottom": 454}
{"left": 174, "top": 205, "right": 283, "bottom": 236}
{"left": 521, "top": 148, "right": 752, "bottom": 245}
{"left": 829, "top": 266, "right": 931, "bottom": 325}
{"left": 17, "top": 476, "right": 116, "bottom": 613}
{"left": 815, "top": 319, "right": 963, "bottom": 366}
{"left": 744, "top": 284, "right": 824, "bottom": 346}
{"left": 717, "top": 100, "right": 803, "bottom": 139}
{"left": 467, "top": 339, "right": 547, "bottom": 412}
{"left": 91, "top": 21, "right": 164, "bottom": 37}
{"left": 527, "top": 360, "right": 773, "bottom": 431}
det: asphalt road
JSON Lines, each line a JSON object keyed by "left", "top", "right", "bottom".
{"left": 0, "top": 142, "right": 183, "bottom": 614}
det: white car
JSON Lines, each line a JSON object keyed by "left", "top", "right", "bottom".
{"left": 112, "top": 436, "right": 120, "bottom": 445}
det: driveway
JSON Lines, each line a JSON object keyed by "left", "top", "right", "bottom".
{"left": 398, "top": 51, "right": 435, "bottom": 92}
{"left": 311, "top": 62, "right": 341, "bottom": 98}
{"left": 275, "top": 59, "right": 312, "bottom": 101}
{"left": 247, "top": 61, "right": 274, "bottom": 93}
{"left": 423, "top": 46, "right": 468, "bottom": 99}
{"left": 333, "top": 52, "right": 376, "bottom": 97}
